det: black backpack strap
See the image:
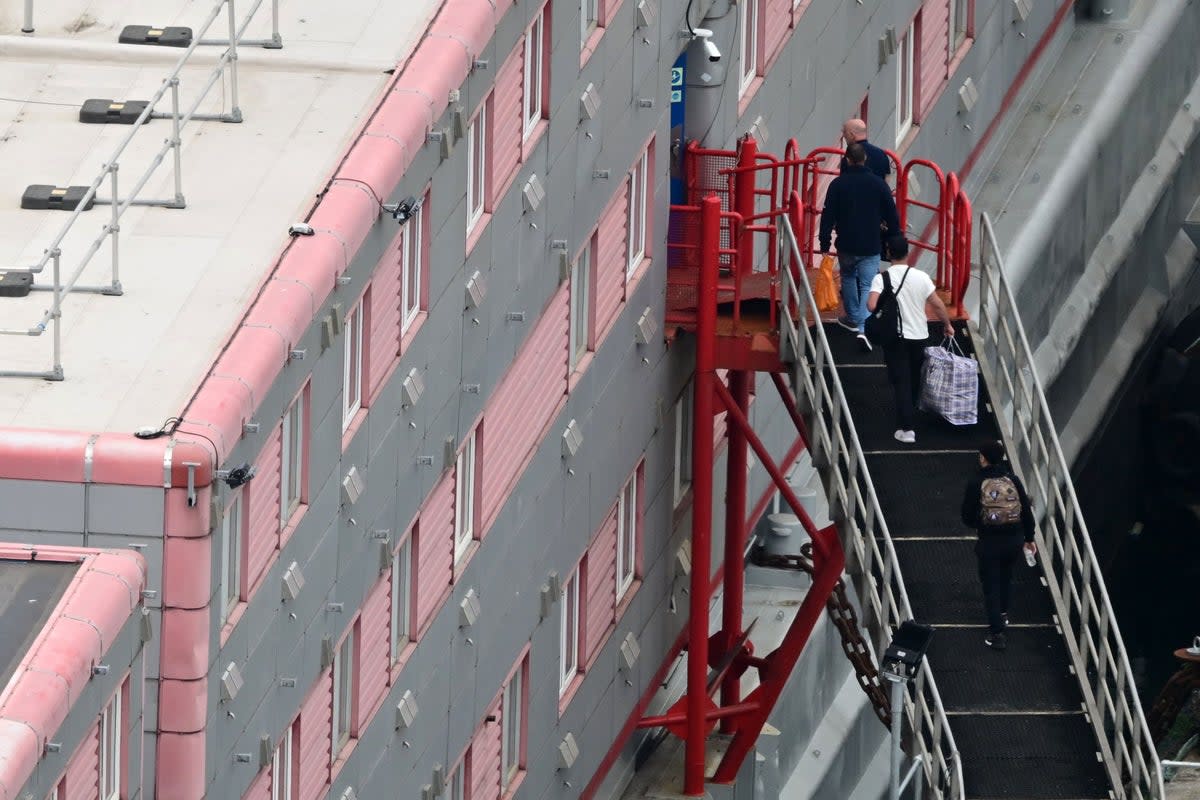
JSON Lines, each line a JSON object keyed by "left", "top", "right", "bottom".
{"left": 894, "top": 266, "right": 912, "bottom": 294}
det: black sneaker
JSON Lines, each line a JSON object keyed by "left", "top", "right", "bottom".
{"left": 857, "top": 333, "right": 873, "bottom": 353}
{"left": 985, "top": 632, "right": 1007, "bottom": 650}
{"left": 836, "top": 316, "right": 858, "bottom": 333}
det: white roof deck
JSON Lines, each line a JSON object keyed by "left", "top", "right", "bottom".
{"left": 0, "top": 0, "right": 440, "bottom": 433}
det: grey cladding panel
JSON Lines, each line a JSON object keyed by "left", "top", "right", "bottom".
{"left": 87, "top": 484, "right": 164, "bottom": 536}
{"left": 0, "top": 480, "right": 84, "bottom": 533}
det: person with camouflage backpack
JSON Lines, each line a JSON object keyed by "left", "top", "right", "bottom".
{"left": 960, "top": 441, "right": 1037, "bottom": 650}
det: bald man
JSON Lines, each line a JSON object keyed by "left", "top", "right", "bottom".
{"left": 839, "top": 118, "right": 891, "bottom": 181}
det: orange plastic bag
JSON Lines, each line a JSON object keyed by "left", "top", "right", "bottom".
{"left": 814, "top": 254, "right": 840, "bottom": 312}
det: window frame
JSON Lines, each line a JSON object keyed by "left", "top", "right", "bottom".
{"left": 331, "top": 628, "right": 356, "bottom": 758}
{"left": 467, "top": 102, "right": 489, "bottom": 232}
{"left": 949, "top": 0, "right": 971, "bottom": 51}
{"left": 558, "top": 569, "right": 581, "bottom": 695}
{"left": 500, "top": 664, "right": 525, "bottom": 791}
{"left": 673, "top": 381, "right": 694, "bottom": 506}
{"left": 220, "top": 492, "right": 242, "bottom": 623}
{"left": 569, "top": 240, "right": 593, "bottom": 372}
{"left": 342, "top": 301, "right": 364, "bottom": 430}
{"left": 738, "top": 0, "right": 760, "bottom": 95}
{"left": 616, "top": 472, "right": 639, "bottom": 600}
{"left": 390, "top": 532, "right": 413, "bottom": 663}
{"left": 270, "top": 721, "right": 295, "bottom": 800}
{"left": 626, "top": 149, "right": 649, "bottom": 275}
{"left": 454, "top": 429, "right": 478, "bottom": 565}
{"left": 98, "top": 691, "right": 121, "bottom": 800}
{"left": 280, "top": 391, "right": 306, "bottom": 526}
{"left": 400, "top": 200, "right": 424, "bottom": 333}
{"left": 523, "top": 7, "right": 547, "bottom": 138}
{"left": 580, "top": 0, "right": 599, "bottom": 49}
{"left": 895, "top": 20, "right": 915, "bottom": 145}
{"left": 448, "top": 754, "right": 469, "bottom": 800}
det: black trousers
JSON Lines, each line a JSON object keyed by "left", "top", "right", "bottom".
{"left": 976, "top": 533, "right": 1024, "bottom": 634}
{"left": 881, "top": 337, "right": 928, "bottom": 430}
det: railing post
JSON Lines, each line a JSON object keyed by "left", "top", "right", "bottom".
{"left": 267, "top": 0, "right": 283, "bottom": 48}
{"left": 49, "top": 249, "right": 63, "bottom": 381}
{"left": 22, "top": 0, "right": 34, "bottom": 33}
{"left": 170, "top": 78, "right": 186, "bottom": 207}
{"left": 226, "top": 0, "right": 244, "bottom": 122}
{"left": 735, "top": 136, "right": 758, "bottom": 276}
{"left": 685, "top": 194, "right": 722, "bottom": 797}
{"left": 107, "top": 164, "right": 122, "bottom": 295}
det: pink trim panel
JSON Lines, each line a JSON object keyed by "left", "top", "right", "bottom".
{"left": 470, "top": 697, "right": 503, "bottom": 800}
{"left": 595, "top": 187, "right": 628, "bottom": 337}
{"left": 244, "top": 766, "right": 272, "bottom": 800}
{"left": 62, "top": 724, "right": 99, "bottom": 800}
{"left": 246, "top": 425, "right": 283, "bottom": 593}
{"left": 491, "top": 40, "right": 524, "bottom": 204}
{"left": 297, "top": 670, "right": 332, "bottom": 800}
{"left": 356, "top": 575, "right": 391, "bottom": 723}
{"left": 763, "top": 0, "right": 791, "bottom": 67}
{"left": 479, "top": 285, "right": 568, "bottom": 533}
{"left": 920, "top": 3, "right": 949, "bottom": 116}
{"left": 585, "top": 508, "right": 618, "bottom": 664}
{"left": 156, "top": 733, "right": 206, "bottom": 800}
{"left": 0, "top": 546, "right": 145, "bottom": 800}
{"left": 416, "top": 473, "right": 454, "bottom": 631}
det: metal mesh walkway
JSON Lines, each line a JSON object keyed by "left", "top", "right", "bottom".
{"left": 826, "top": 321, "right": 1113, "bottom": 799}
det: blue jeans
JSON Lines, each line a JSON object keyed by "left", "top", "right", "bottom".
{"left": 838, "top": 253, "right": 881, "bottom": 332}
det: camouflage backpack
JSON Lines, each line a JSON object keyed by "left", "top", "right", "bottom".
{"left": 980, "top": 476, "right": 1021, "bottom": 526}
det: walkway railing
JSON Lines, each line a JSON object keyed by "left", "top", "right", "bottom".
{"left": 974, "top": 212, "right": 1164, "bottom": 799}
{"left": 0, "top": 0, "right": 273, "bottom": 381}
{"left": 777, "top": 208, "right": 966, "bottom": 799}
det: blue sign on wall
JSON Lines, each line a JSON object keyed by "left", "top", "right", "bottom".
{"left": 670, "top": 52, "right": 686, "bottom": 204}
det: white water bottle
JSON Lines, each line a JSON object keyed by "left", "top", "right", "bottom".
{"left": 1024, "top": 546, "right": 1037, "bottom": 568}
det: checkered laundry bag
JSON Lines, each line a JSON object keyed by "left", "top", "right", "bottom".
{"left": 919, "top": 337, "right": 978, "bottom": 426}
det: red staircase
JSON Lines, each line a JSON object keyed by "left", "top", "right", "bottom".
{"left": 648, "top": 134, "right": 973, "bottom": 795}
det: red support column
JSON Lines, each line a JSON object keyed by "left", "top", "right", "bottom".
{"left": 685, "top": 194, "right": 722, "bottom": 797}
{"left": 719, "top": 370, "right": 751, "bottom": 729}
{"left": 734, "top": 136, "right": 758, "bottom": 276}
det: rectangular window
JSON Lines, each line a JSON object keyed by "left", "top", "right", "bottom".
{"left": 616, "top": 472, "right": 639, "bottom": 600}
{"left": 270, "top": 723, "right": 295, "bottom": 800}
{"left": 454, "top": 430, "right": 478, "bottom": 565}
{"left": 401, "top": 200, "right": 424, "bottom": 331}
{"left": 331, "top": 629, "right": 355, "bottom": 757}
{"left": 467, "top": 102, "right": 489, "bottom": 232}
{"left": 500, "top": 662, "right": 525, "bottom": 791}
{"left": 342, "top": 302, "right": 364, "bottom": 429}
{"left": 626, "top": 148, "right": 649, "bottom": 274}
{"left": 523, "top": 8, "right": 547, "bottom": 137}
{"left": 739, "top": 0, "right": 760, "bottom": 94}
{"left": 673, "top": 381, "right": 694, "bottom": 506}
{"left": 220, "top": 493, "right": 242, "bottom": 622}
{"left": 280, "top": 391, "right": 306, "bottom": 525}
{"left": 569, "top": 241, "right": 592, "bottom": 372}
{"left": 896, "top": 21, "right": 915, "bottom": 144}
{"left": 559, "top": 568, "right": 581, "bottom": 695}
{"left": 580, "top": 0, "right": 598, "bottom": 48}
{"left": 390, "top": 534, "right": 413, "bottom": 663}
{"left": 99, "top": 692, "right": 121, "bottom": 800}
{"left": 950, "top": 0, "right": 971, "bottom": 49}
{"left": 449, "top": 756, "right": 468, "bottom": 800}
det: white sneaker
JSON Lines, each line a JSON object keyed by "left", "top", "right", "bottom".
{"left": 856, "top": 333, "right": 872, "bottom": 353}
{"left": 893, "top": 429, "right": 916, "bottom": 444}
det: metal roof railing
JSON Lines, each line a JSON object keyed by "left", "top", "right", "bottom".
{"left": 0, "top": 0, "right": 276, "bottom": 381}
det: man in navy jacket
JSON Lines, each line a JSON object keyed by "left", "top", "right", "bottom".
{"left": 819, "top": 143, "right": 901, "bottom": 350}
{"left": 839, "top": 118, "right": 891, "bottom": 181}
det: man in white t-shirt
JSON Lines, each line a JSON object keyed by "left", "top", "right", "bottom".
{"left": 866, "top": 236, "right": 954, "bottom": 444}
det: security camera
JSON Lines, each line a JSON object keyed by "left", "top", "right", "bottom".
{"left": 692, "top": 28, "right": 720, "bottom": 62}
{"left": 288, "top": 222, "right": 314, "bottom": 237}
{"left": 382, "top": 196, "right": 420, "bottom": 224}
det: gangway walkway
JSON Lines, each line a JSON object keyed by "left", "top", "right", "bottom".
{"left": 823, "top": 323, "right": 1112, "bottom": 798}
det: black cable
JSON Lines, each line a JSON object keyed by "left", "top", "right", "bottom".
{"left": 685, "top": 0, "right": 695, "bottom": 34}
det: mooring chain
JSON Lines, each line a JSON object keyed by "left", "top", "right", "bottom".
{"left": 755, "top": 545, "right": 892, "bottom": 726}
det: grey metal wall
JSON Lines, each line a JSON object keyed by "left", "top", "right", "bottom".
{"left": 18, "top": 604, "right": 148, "bottom": 800}
{"left": 0, "top": 0, "right": 1069, "bottom": 798}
